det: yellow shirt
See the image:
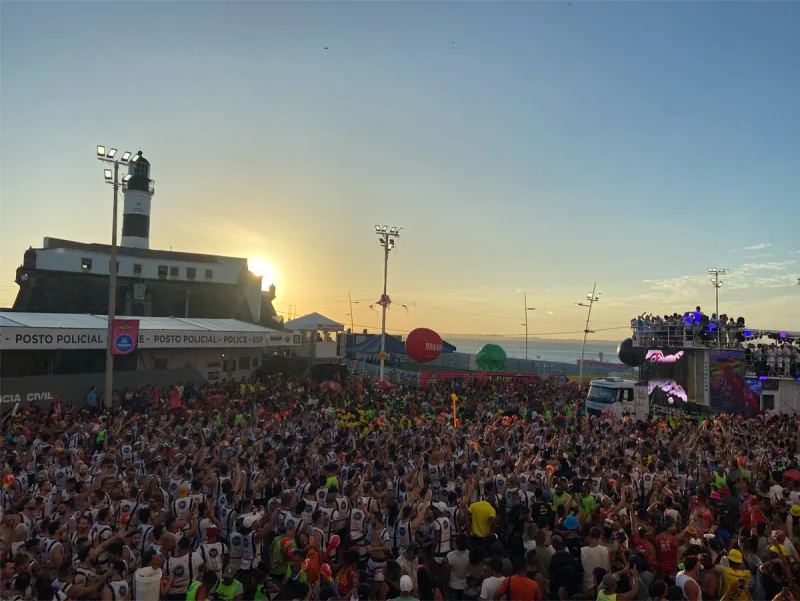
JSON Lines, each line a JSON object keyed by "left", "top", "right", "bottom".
{"left": 721, "top": 567, "right": 751, "bottom": 601}
{"left": 468, "top": 501, "right": 497, "bottom": 537}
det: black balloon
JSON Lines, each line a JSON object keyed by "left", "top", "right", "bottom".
{"left": 617, "top": 338, "right": 644, "bottom": 367}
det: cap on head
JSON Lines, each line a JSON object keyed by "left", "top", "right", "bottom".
{"left": 400, "top": 575, "right": 413, "bottom": 592}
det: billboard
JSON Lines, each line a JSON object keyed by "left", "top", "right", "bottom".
{"left": 710, "top": 350, "right": 760, "bottom": 416}
{"left": 111, "top": 319, "right": 139, "bottom": 355}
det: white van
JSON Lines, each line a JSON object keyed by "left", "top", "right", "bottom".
{"left": 585, "top": 377, "right": 650, "bottom": 420}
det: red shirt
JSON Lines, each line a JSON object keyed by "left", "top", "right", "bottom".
{"left": 656, "top": 533, "right": 678, "bottom": 575}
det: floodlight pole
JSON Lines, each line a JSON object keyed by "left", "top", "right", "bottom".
{"left": 375, "top": 226, "right": 400, "bottom": 381}
{"left": 105, "top": 162, "right": 120, "bottom": 410}
{"left": 577, "top": 282, "right": 600, "bottom": 383}
{"left": 98, "top": 147, "right": 132, "bottom": 410}
{"left": 709, "top": 268, "right": 727, "bottom": 348}
{"left": 524, "top": 294, "right": 535, "bottom": 360}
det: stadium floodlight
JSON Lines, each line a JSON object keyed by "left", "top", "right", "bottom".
{"left": 97, "top": 145, "right": 106, "bottom": 157}
{"left": 121, "top": 151, "right": 132, "bottom": 162}
{"left": 107, "top": 148, "right": 117, "bottom": 159}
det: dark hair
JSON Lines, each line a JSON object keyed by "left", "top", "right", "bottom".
{"left": 417, "top": 566, "right": 435, "bottom": 601}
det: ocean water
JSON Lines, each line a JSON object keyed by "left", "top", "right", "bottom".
{"left": 442, "top": 336, "right": 621, "bottom": 364}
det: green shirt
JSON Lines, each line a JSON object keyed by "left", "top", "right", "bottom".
{"left": 580, "top": 494, "right": 597, "bottom": 520}
{"left": 552, "top": 492, "right": 571, "bottom": 507}
{"left": 186, "top": 581, "right": 201, "bottom": 601}
{"left": 597, "top": 589, "right": 616, "bottom": 601}
{"left": 212, "top": 579, "right": 243, "bottom": 601}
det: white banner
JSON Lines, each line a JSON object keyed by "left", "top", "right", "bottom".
{"left": 0, "top": 327, "right": 300, "bottom": 350}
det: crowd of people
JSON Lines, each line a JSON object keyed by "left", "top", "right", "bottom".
{"left": 3, "top": 373, "right": 800, "bottom": 601}
{"left": 631, "top": 310, "right": 748, "bottom": 349}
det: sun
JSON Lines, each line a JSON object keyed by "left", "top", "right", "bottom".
{"left": 248, "top": 257, "right": 279, "bottom": 290}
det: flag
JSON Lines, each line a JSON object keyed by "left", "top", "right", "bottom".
{"left": 54, "top": 395, "right": 61, "bottom": 418}
{"left": 333, "top": 371, "right": 341, "bottom": 384}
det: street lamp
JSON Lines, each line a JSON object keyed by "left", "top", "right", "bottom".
{"left": 709, "top": 268, "right": 727, "bottom": 347}
{"left": 375, "top": 225, "right": 401, "bottom": 380}
{"left": 523, "top": 294, "right": 536, "bottom": 360}
{"left": 97, "top": 144, "right": 133, "bottom": 409}
{"left": 576, "top": 283, "right": 601, "bottom": 383}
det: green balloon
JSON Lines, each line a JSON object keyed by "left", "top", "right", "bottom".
{"left": 476, "top": 343, "right": 507, "bottom": 372}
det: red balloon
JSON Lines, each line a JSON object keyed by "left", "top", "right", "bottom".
{"left": 405, "top": 328, "right": 443, "bottom": 363}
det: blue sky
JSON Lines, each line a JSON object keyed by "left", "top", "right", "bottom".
{"left": 1, "top": 2, "right": 798, "bottom": 337}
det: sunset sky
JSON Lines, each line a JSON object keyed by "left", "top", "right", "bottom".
{"left": 1, "top": 2, "right": 798, "bottom": 339}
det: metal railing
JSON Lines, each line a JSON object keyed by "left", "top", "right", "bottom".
{"left": 743, "top": 350, "right": 800, "bottom": 379}
{"left": 631, "top": 324, "right": 742, "bottom": 349}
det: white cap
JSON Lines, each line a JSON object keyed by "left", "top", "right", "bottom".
{"left": 432, "top": 502, "right": 447, "bottom": 513}
{"left": 400, "top": 575, "right": 413, "bottom": 592}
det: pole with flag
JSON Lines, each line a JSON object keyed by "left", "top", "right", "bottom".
{"left": 54, "top": 394, "right": 62, "bottom": 418}
{"left": 451, "top": 393, "right": 458, "bottom": 428}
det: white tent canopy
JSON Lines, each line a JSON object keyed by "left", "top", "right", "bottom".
{"left": 285, "top": 312, "right": 343, "bottom": 332}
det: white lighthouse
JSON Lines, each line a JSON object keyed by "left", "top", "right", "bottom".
{"left": 121, "top": 151, "right": 155, "bottom": 249}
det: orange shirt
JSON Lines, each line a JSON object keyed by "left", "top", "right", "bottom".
{"left": 497, "top": 575, "right": 542, "bottom": 601}
{"left": 305, "top": 548, "right": 321, "bottom": 583}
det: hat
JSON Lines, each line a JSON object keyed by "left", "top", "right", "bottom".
{"left": 790, "top": 505, "right": 800, "bottom": 517}
{"left": 400, "top": 576, "right": 413, "bottom": 593}
{"left": 224, "top": 565, "right": 238, "bottom": 579}
{"left": 728, "top": 549, "right": 743, "bottom": 563}
{"left": 432, "top": 502, "right": 447, "bottom": 513}
{"left": 563, "top": 515, "right": 580, "bottom": 530}
{"left": 601, "top": 574, "right": 618, "bottom": 589}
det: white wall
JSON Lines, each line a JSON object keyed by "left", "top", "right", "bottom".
{"left": 36, "top": 241, "right": 249, "bottom": 285}
{"left": 136, "top": 347, "right": 260, "bottom": 383}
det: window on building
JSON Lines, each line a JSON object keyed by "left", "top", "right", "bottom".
{"left": 205, "top": 269, "right": 213, "bottom": 280}
{"left": 763, "top": 394, "right": 775, "bottom": 411}
{"left": 223, "top": 359, "right": 237, "bottom": 372}
{"left": 170, "top": 266, "right": 179, "bottom": 277}
{"left": 186, "top": 267, "right": 196, "bottom": 280}
{"left": 251, "top": 358, "right": 259, "bottom": 368}
{"left": 239, "top": 356, "right": 251, "bottom": 370}
{"left": 158, "top": 265, "right": 168, "bottom": 279}
{"left": 133, "top": 263, "right": 142, "bottom": 275}
{"left": 153, "top": 358, "right": 169, "bottom": 371}
{"left": 81, "top": 257, "right": 92, "bottom": 271}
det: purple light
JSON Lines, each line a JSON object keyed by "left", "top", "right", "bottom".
{"left": 780, "top": 332, "right": 787, "bottom": 338}
{"left": 743, "top": 330, "right": 752, "bottom": 337}
{"left": 759, "top": 376, "right": 767, "bottom": 381}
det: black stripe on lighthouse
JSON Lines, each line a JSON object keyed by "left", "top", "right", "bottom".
{"left": 122, "top": 214, "right": 150, "bottom": 239}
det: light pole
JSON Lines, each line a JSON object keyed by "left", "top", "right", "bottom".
{"left": 347, "top": 291, "right": 359, "bottom": 333}
{"left": 375, "top": 225, "right": 401, "bottom": 381}
{"left": 523, "top": 293, "right": 536, "bottom": 360}
{"left": 576, "top": 283, "right": 601, "bottom": 383}
{"left": 97, "top": 145, "right": 135, "bottom": 409}
{"left": 709, "top": 268, "right": 727, "bottom": 347}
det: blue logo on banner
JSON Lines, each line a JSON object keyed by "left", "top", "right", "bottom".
{"left": 114, "top": 334, "right": 134, "bottom": 354}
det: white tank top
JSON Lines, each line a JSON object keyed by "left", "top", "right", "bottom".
{"left": 676, "top": 571, "right": 702, "bottom": 601}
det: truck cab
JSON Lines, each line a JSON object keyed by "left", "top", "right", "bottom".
{"left": 585, "top": 377, "right": 649, "bottom": 420}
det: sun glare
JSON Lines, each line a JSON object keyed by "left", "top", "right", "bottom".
{"left": 248, "top": 257, "right": 278, "bottom": 290}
